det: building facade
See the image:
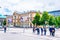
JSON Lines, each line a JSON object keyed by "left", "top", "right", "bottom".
{"left": 6, "top": 11, "right": 42, "bottom": 28}
{"left": 48, "top": 10, "right": 60, "bottom": 16}
{"left": 6, "top": 15, "right": 13, "bottom": 27}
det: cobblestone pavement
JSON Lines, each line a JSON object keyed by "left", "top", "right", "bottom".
{"left": 0, "top": 28, "right": 60, "bottom": 40}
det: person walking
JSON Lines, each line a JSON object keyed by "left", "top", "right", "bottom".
{"left": 36, "top": 27, "right": 40, "bottom": 35}
{"left": 49, "top": 26, "right": 55, "bottom": 36}
{"left": 33, "top": 26, "right": 35, "bottom": 33}
{"left": 49, "top": 26, "right": 52, "bottom": 36}
{"left": 51, "top": 26, "right": 55, "bottom": 36}
{"left": 41, "top": 27, "right": 43, "bottom": 35}
{"left": 4, "top": 26, "right": 7, "bottom": 33}
{"left": 43, "top": 27, "right": 47, "bottom": 35}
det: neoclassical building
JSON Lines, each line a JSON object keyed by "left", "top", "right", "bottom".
{"left": 6, "top": 11, "right": 42, "bottom": 28}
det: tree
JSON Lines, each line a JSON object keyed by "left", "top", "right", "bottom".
{"left": 48, "top": 15, "right": 55, "bottom": 26}
{"left": 32, "top": 12, "right": 41, "bottom": 27}
{"left": 57, "top": 16, "right": 60, "bottom": 27}
{"left": 55, "top": 17, "right": 58, "bottom": 28}
{"left": 41, "top": 11, "right": 49, "bottom": 25}
{"left": 3, "top": 20, "right": 6, "bottom": 26}
{"left": 55, "top": 16, "right": 60, "bottom": 28}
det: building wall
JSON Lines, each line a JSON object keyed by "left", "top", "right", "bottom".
{"left": 48, "top": 10, "right": 60, "bottom": 16}
{"left": 6, "top": 16, "right": 13, "bottom": 27}
{"left": 6, "top": 11, "right": 42, "bottom": 28}
{"left": 13, "top": 12, "right": 20, "bottom": 26}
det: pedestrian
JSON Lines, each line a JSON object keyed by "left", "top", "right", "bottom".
{"left": 51, "top": 26, "right": 55, "bottom": 36}
{"left": 33, "top": 26, "right": 35, "bottom": 33}
{"left": 41, "top": 27, "right": 43, "bottom": 35}
{"left": 49, "top": 26, "right": 55, "bottom": 37}
{"left": 43, "top": 27, "right": 47, "bottom": 35}
{"left": 4, "top": 26, "right": 7, "bottom": 33}
{"left": 36, "top": 27, "right": 40, "bottom": 35}
{"left": 49, "top": 26, "right": 52, "bottom": 36}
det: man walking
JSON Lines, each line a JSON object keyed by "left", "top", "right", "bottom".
{"left": 4, "top": 26, "right": 7, "bottom": 33}
{"left": 33, "top": 26, "right": 35, "bottom": 33}
{"left": 41, "top": 27, "right": 43, "bottom": 35}
{"left": 49, "top": 26, "right": 55, "bottom": 36}
{"left": 36, "top": 27, "right": 40, "bottom": 35}
{"left": 43, "top": 27, "right": 47, "bottom": 35}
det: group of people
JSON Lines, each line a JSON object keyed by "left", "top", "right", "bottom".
{"left": 3, "top": 25, "right": 55, "bottom": 37}
{"left": 33, "top": 25, "right": 55, "bottom": 37}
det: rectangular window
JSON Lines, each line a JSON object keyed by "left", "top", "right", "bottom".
{"left": 13, "top": 16, "right": 16, "bottom": 19}
{"left": 16, "top": 20, "right": 17, "bottom": 22}
{"left": 13, "top": 20, "right": 15, "bottom": 22}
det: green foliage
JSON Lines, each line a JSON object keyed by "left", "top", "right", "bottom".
{"left": 48, "top": 15, "right": 55, "bottom": 25}
{"left": 32, "top": 12, "right": 41, "bottom": 26}
{"left": 32, "top": 20, "right": 35, "bottom": 25}
{"left": 41, "top": 11, "right": 49, "bottom": 24}
{"left": 3, "top": 20, "right": 6, "bottom": 26}
{"left": 55, "top": 16, "right": 60, "bottom": 28}
{"left": 32, "top": 11, "right": 60, "bottom": 28}
{"left": 57, "top": 16, "right": 60, "bottom": 25}
{"left": 54, "top": 17, "right": 58, "bottom": 28}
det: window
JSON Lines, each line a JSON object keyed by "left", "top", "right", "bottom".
{"left": 13, "top": 20, "right": 15, "bottom": 22}
{"left": 29, "top": 14, "right": 31, "bottom": 17}
{"left": 16, "top": 20, "right": 17, "bottom": 22}
{"left": 13, "top": 16, "right": 17, "bottom": 19}
{"left": 13, "top": 16, "right": 16, "bottom": 19}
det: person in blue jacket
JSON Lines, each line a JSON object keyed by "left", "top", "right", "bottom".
{"left": 49, "top": 26, "right": 52, "bottom": 36}
{"left": 43, "top": 27, "right": 47, "bottom": 35}
{"left": 4, "top": 26, "right": 7, "bottom": 33}
{"left": 36, "top": 27, "right": 40, "bottom": 35}
{"left": 49, "top": 26, "right": 55, "bottom": 36}
{"left": 33, "top": 26, "right": 35, "bottom": 33}
{"left": 41, "top": 27, "right": 43, "bottom": 35}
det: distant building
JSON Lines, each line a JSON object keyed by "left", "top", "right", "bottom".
{"left": 0, "top": 14, "right": 6, "bottom": 26}
{"left": 6, "top": 15, "right": 13, "bottom": 27}
{"left": 48, "top": 10, "right": 60, "bottom": 16}
{"left": 6, "top": 11, "right": 42, "bottom": 28}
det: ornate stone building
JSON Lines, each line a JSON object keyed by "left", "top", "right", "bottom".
{"left": 6, "top": 11, "right": 42, "bottom": 28}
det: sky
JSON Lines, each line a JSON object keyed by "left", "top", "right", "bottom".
{"left": 0, "top": 0, "right": 60, "bottom": 15}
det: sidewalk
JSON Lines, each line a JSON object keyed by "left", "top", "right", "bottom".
{"left": 0, "top": 28, "right": 60, "bottom": 40}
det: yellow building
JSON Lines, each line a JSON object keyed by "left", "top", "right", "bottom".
{"left": 6, "top": 15, "right": 13, "bottom": 27}
{"left": 6, "top": 11, "right": 42, "bottom": 28}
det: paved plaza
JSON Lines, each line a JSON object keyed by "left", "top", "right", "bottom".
{"left": 0, "top": 28, "right": 60, "bottom": 40}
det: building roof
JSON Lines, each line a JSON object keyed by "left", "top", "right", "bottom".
{"left": 13, "top": 11, "right": 42, "bottom": 15}
{"left": 48, "top": 10, "right": 60, "bottom": 13}
{"left": 48, "top": 10, "right": 60, "bottom": 16}
{"left": 0, "top": 14, "right": 6, "bottom": 18}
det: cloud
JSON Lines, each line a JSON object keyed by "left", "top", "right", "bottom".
{"left": 0, "top": 0, "right": 60, "bottom": 15}
{"left": 4, "top": 8, "right": 11, "bottom": 12}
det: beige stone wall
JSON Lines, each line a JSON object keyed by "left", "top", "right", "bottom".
{"left": 6, "top": 11, "right": 42, "bottom": 27}
{"left": 6, "top": 16, "right": 13, "bottom": 26}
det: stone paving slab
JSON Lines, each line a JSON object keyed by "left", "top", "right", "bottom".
{"left": 0, "top": 28, "right": 60, "bottom": 40}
